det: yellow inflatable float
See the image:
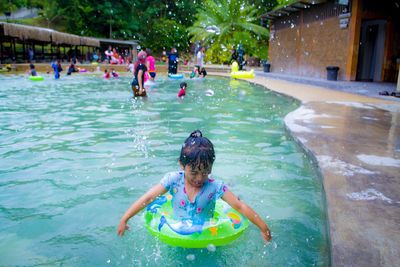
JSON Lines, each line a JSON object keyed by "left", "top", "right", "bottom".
{"left": 230, "top": 61, "right": 255, "bottom": 79}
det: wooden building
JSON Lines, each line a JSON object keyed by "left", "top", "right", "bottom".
{"left": 0, "top": 22, "right": 138, "bottom": 64}
{"left": 262, "top": 0, "right": 400, "bottom": 82}
{"left": 0, "top": 22, "right": 100, "bottom": 63}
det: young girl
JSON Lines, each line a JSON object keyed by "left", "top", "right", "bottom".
{"left": 103, "top": 69, "right": 111, "bottom": 79}
{"left": 131, "top": 50, "right": 147, "bottom": 97}
{"left": 111, "top": 68, "right": 119, "bottom": 78}
{"left": 146, "top": 48, "right": 156, "bottom": 81}
{"left": 117, "top": 130, "right": 271, "bottom": 242}
{"left": 28, "top": 63, "right": 37, "bottom": 76}
{"left": 177, "top": 82, "right": 187, "bottom": 98}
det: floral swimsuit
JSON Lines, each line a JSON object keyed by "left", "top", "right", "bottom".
{"left": 160, "top": 171, "right": 228, "bottom": 223}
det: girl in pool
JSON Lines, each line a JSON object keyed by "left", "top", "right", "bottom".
{"left": 103, "top": 69, "right": 110, "bottom": 79}
{"left": 177, "top": 82, "right": 187, "bottom": 98}
{"left": 146, "top": 48, "right": 156, "bottom": 81}
{"left": 131, "top": 50, "right": 148, "bottom": 97}
{"left": 117, "top": 130, "right": 272, "bottom": 242}
{"left": 28, "top": 63, "right": 37, "bottom": 76}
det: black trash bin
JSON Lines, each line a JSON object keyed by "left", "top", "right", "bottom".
{"left": 263, "top": 63, "right": 271, "bottom": 73}
{"left": 326, "top": 66, "right": 339, "bottom": 81}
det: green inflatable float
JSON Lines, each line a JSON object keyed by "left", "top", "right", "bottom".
{"left": 29, "top": 76, "right": 44, "bottom": 81}
{"left": 144, "top": 195, "right": 249, "bottom": 248}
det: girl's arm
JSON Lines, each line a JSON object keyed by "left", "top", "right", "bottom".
{"left": 222, "top": 190, "right": 271, "bottom": 242}
{"left": 117, "top": 184, "right": 167, "bottom": 236}
{"left": 137, "top": 69, "right": 144, "bottom": 92}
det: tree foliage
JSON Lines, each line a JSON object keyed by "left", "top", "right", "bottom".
{"left": 187, "top": 0, "right": 275, "bottom": 62}
{"left": 2, "top": 0, "right": 279, "bottom": 60}
{"left": 141, "top": 18, "right": 189, "bottom": 53}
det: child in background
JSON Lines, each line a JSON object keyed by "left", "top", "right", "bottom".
{"left": 200, "top": 67, "right": 207, "bottom": 78}
{"left": 51, "top": 58, "right": 62, "bottom": 79}
{"left": 178, "top": 82, "right": 187, "bottom": 98}
{"left": 117, "top": 130, "right": 272, "bottom": 242}
{"left": 67, "top": 63, "right": 77, "bottom": 75}
{"left": 104, "top": 69, "right": 110, "bottom": 79}
{"left": 127, "top": 60, "right": 134, "bottom": 74}
{"left": 118, "top": 55, "right": 125, "bottom": 65}
{"left": 29, "top": 63, "right": 37, "bottom": 76}
{"left": 146, "top": 48, "right": 156, "bottom": 81}
{"left": 111, "top": 68, "right": 119, "bottom": 78}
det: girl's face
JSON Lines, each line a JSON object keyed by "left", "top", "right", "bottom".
{"left": 182, "top": 164, "right": 211, "bottom": 188}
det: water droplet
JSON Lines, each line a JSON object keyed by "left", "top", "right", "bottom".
{"left": 207, "top": 244, "right": 216, "bottom": 252}
{"left": 186, "top": 254, "right": 195, "bottom": 261}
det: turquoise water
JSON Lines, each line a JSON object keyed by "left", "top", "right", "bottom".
{"left": 0, "top": 74, "right": 329, "bottom": 266}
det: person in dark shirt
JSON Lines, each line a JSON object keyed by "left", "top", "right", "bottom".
{"left": 131, "top": 51, "right": 148, "bottom": 97}
{"left": 29, "top": 63, "right": 37, "bottom": 76}
{"left": 230, "top": 46, "right": 238, "bottom": 64}
{"left": 167, "top": 47, "right": 179, "bottom": 74}
{"left": 237, "top": 44, "right": 246, "bottom": 70}
{"left": 67, "top": 63, "right": 77, "bottom": 75}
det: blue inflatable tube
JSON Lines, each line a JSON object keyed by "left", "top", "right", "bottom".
{"left": 168, "top": 73, "right": 184, "bottom": 79}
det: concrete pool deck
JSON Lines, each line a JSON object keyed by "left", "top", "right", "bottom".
{"left": 210, "top": 72, "right": 400, "bottom": 266}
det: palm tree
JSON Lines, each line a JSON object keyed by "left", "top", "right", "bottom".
{"left": 187, "top": 0, "right": 270, "bottom": 62}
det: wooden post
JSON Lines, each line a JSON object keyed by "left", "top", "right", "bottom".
{"left": 345, "top": 0, "right": 362, "bottom": 81}
{"left": 12, "top": 39, "right": 16, "bottom": 62}
{"left": 0, "top": 39, "right": 3, "bottom": 64}
{"left": 22, "top": 41, "right": 26, "bottom": 62}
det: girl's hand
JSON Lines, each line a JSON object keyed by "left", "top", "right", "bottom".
{"left": 261, "top": 228, "right": 272, "bottom": 242}
{"left": 117, "top": 221, "right": 130, "bottom": 236}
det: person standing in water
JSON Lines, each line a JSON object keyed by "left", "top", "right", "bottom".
{"left": 146, "top": 48, "right": 156, "bottom": 81}
{"left": 167, "top": 47, "right": 179, "bottom": 74}
{"left": 28, "top": 63, "right": 37, "bottom": 76}
{"left": 131, "top": 50, "right": 148, "bottom": 97}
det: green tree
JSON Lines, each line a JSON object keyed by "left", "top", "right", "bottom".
{"left": 141, "top": 18, "right": 189, "bottom": 54}
{"left": 187, "top": 0, "right": 274, "bottom": 63}
{"left": 37, "top": 0, "right": 65, "bottom": 28}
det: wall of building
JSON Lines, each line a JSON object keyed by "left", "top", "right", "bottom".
{"left": 268, "top": 3, "right": 350, "bottom": 80}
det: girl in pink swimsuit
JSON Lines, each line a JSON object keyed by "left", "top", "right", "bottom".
{"left": 146, "top": 48, "right": 156, "bottom": 81}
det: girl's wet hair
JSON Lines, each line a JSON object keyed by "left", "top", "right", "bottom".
{"left": 179, "top": 130, "right": 215, "bottom": 171}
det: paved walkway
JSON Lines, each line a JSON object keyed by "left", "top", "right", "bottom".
{"left": 211, "top": 72, "right": 400, "bottom": 266}
{"left": 256, "top": 71, "right": 400, "bottom": 103}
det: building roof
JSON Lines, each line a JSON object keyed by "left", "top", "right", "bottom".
{"left": 261, "top": 0, "right": 328, "bottom": 20}
{"left": 0, "top": 22, "right": 100, "bottom": 47}
{"left": 96, "top": 38, "right": 138, "bottom": 47}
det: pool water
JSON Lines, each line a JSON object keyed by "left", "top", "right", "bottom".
{"left": 0, "top": 74, "right": 329, "bottom": 266}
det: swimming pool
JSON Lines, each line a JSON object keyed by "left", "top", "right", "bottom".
{"left": 0, "top": 74, "right": 329, "bottom": 266}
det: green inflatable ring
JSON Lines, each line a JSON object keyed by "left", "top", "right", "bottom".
{"left": 144, "top": 195, "right": 249, "bottom": 248}
{"left": 29, "top": 76, "right": 44, "bottom": 81}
